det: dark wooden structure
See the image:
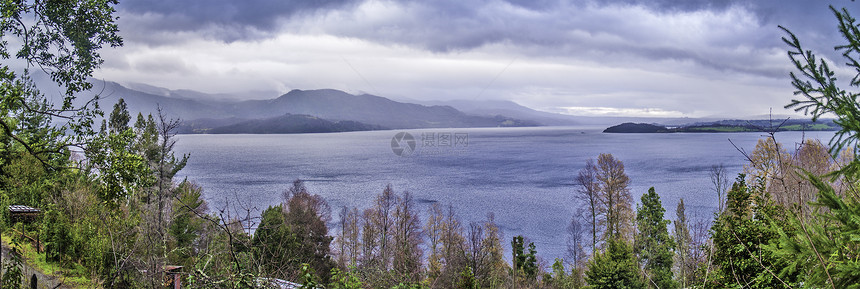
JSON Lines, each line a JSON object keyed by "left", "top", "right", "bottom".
{"left": 8, "top": 205, "right": 40, "bottom": 222}
{"left": 164, "top": 265, "right": 183, "bottom": 289}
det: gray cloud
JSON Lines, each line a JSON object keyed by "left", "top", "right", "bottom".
{"left": 104, "top": 0, "right": 860, "bottom": 117}
{"left": 117, "top": 0, "right": 360, "bottom": 42}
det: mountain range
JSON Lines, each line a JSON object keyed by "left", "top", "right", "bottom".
{"left": 86, "top": 81, "right": 789, "bottom": 134}
{"left": 90, "top": 81, "right": 540, "bottom": 133}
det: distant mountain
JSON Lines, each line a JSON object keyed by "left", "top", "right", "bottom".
{"left": 122, "top": 82, "right": 278, "bottom": 102}
{"left": 413, "top": 99, "right": 721, "bottom": 127}
{"left": 415, "top": 99, "right": 583, "bottom": 126}
{"left": 237, "top": 89, "right": 537, "bottom": 129}
{"left": 93, "top": 83, "right": 538, "bottom": 133}
{"left": 93, "top": 81, "right": 227, "bottom": 120}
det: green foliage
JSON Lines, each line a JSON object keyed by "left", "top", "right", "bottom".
{"left": 0, "top": 0, "right": 122, "bottom": 167}
{"left": 633, "top": 188, "right": 676, "bottom": 289}
{"left": 329, "top": 267, "right": 364, "bottom": 289}
{"left": 86, "top": 127, "right": 152, "bottom": 203}
{"left": 253, "top": 205, "right": 294, "bottom": 278}
{"left": 706, "top": 176, "right": 795, "bottom": 289}
{"left": 766, "top": 174, "right": 860, "bottom": 288}
{"left": 511, "top": 235, "right": 538, "bottom": 280}
{"left": 109, "top": 99, "right": 130, "bottom": 134}
{"left": 253, "top": 182, "right": 335, "bottom": 283}
{"left": 778, "top": 7, "right": 860, "bottom": 287}
{"left": 299, "top": 263, "right": 321, "bottom": 288}
{"left": 168, "top": 181, "right": 208, "bottom": 267}
{"left": 1, "top": 246, "right": 24, "bottom": 289}
{"left": 544, "top": 258, "right": 584, "bottom": 289}
{"left": 584, "top": 239, "right": 644, "bottom": 289}
{"left": 782, "top": 6, "right": 860, "bottom": 165}
{"left": 457, "top": 266, "right": 479, "bottom": 289}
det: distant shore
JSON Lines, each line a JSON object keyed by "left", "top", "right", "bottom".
{"left": 604, "top": 119, "right": 839, "bottom": 133}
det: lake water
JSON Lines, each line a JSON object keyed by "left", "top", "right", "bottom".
{"left": 173, "top": 127, "right": 835, "bottom": 262}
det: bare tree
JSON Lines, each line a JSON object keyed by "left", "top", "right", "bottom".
{"left": 393, "top": 191, "right": 423, "bottom": 282}
{"left": 372, "top": 185, "right": 397, "bottom": 270}
{"left": 425, "top": 202, "right": 445, "bottom": 282}
{"left": 575, "top": 158, "right": 603, "bottom": 252}
{"left": 709, "top": 164, "right": 730, "bottom": 213}
{"left": 465, "top": 221, "right": 487, "bottom": 281}
{"left": 566, "top": 212, "right": 587, "bottom": 285}
{"left": 336, "top": 206, "right": 361, "bottom": 268}
{"left": 595, "top": 153, "right": 634, "bottom": 242}
{"left": 481, "top": 212, "right": 507, "bottom": 288}
{"left": 435, "top": 204, "right": 466, "bottom": 288}
{"left": 360, "top": 208, "right": 379, "bottom": 268}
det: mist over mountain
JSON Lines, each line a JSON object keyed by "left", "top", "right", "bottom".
{"left": 93, "top": 82, "right": 538, "bottom": 133}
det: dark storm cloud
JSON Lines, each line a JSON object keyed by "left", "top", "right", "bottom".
{"left": 109, "top": 0, "right": 860, "bottom": 113}
{"left": 117, "top": 0, "right": 854, "bottom": 51}
{"left": 117, "top": 0, "right": 359, "bottom": 42}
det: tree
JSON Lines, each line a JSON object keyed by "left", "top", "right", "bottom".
{"left": 575, "top": 158, "right": 603, "bottom": 252}
{"left": 425, "top": 202, "right": 445, "bottom": 283}
{"left": 584, "top": 239, "right": 644, "bottom": 289}
{"left": 0, "top": 0, "right": 122, "bottom": 168}
{"left": 253, "top": 204, "right": 296, "bottom": 279}
{"left": 544, "top": 258, "right": 583, "bottom": 289}
{"left": 596, "top": 153, "right": 634, "bottom": 242}
{"left": 336, "top": 206, "right": 361, "bottom": 268}
{"left": 710, "top": 164, "right": 730, "bottom": 213}
{"left": 168, "top": 181, "right": 208, "bottom": 267}
{"left": 672, "top": 198, "right": 695, "bottom": 288}
{"left": 511, "top": 235, "right": 537, "bottom": 281}
{"left": 434, "top": 204, "right": 467, "bottom": 288}
{"left": 371, "top": 184, "right": 397, "bottom": 270}
{"left": 282, "top": 180, "right": 336, "bottom": 282}
{"left": 565, "top": 214, "right": 587, "bottom": 287}
{"left": 770, "top": 7, "right": 860, "bottom": 287}
{"left": 253, "top": 180, "right": 335, "bottom": 282}
{"left": 85, "top": 105, "right": 151, "bottom": 204}
{"left": 392, "top": 191, "right": 423, "bottom": 283}
{"left": 480, "top": 212, "right": 508, "bottom": 288}
{"left": 634, "top": 188, "right": 676, "bottom": 289}
{"left": 108, "top": 99, "right": 130, "bottom": 134}
{"left": 743, "top": 138, "right": 790, "bottom": 189}
{"left": 706, "top": 176, "right": 794, "bottom": 289}
{"left": 770, "top": 139, "right": 835, "bottom": 216}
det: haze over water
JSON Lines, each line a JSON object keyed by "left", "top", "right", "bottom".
{"left": 174, "top": 127, "right": 835, "bottom": 262}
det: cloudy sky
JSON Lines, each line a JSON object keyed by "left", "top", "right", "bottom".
{"left": 95, "top": 0, "right": 858, "bottom": 118}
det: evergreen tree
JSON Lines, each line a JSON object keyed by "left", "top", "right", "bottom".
{"left": 253, "top": 180, "right": 336, "bottom": 282}
{"left": 706, "top": 176, "right": 794, "bottom": 288}
{"left": 634, "top": 188, "right": 676, "bottom": 289}
{"left": 511, "top": 235, "right": 538, "bottom": 281}
{"left": 673, "top": 198, "right": 694, "bottom": 288}
{"left": 108, "top": 99, "right": 130, "bottom": 134}
{"left": 253, "top": 205, "right": 293, "bottom": 278}
{"left": 774, "top": 5, "right": 860, "bottom": 288}
{"left": 282, "top": 180, "right": 336, "bottom": 282}
{"left": 585, "top": 239, "right": 644, "bottom": 289}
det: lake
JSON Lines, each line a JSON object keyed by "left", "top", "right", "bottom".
{"left": 173, "top": 127, "right": 835, "bottom": 262}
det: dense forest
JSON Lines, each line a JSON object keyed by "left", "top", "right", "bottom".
{"left": 2, "top": 1, "right": 860, "bottom": 289}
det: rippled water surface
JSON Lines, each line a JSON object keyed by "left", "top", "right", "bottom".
{"left": 174, "top": 127, "right": 834, "bottom": 261}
